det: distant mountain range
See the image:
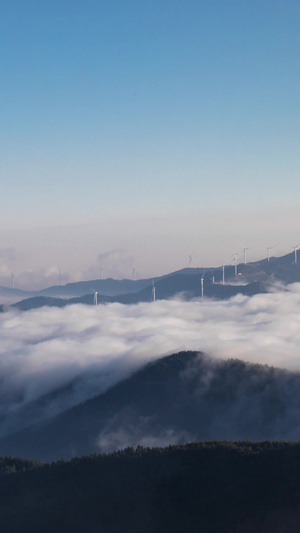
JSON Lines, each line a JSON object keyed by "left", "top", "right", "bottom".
{"left": 0, "top": 253, "right": 300, "bottom": 311}
{"left": 2, "top": 351, "right": 300, "bottom": 462}
{"left": 1, "top": 250, "right": 300, "bottom": 311}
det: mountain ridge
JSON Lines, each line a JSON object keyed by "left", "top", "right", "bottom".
{"left": 2, "top": 351, "right": 300, "bottom": 462}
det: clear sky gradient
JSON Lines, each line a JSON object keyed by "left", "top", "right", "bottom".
{"left": 1, "top": 1, "right": 300, "bottom": 288}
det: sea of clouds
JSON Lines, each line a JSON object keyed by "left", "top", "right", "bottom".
{"left": 1, "top": 283, "right": 300, "bottom": 436}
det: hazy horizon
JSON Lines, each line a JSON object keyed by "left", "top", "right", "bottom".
{"left": 0, "top": 204, "right": 299, "bottom": 291}
{"left": 2, "top": 1, "right": 300, "bottom": 290}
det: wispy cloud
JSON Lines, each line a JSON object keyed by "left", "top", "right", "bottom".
{"left": 97, "top": 412, "right": 193, "bottom": 452}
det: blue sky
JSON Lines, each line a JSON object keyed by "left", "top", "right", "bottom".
{"left": 1, "top": 1, "right": 300, "bottom": 287}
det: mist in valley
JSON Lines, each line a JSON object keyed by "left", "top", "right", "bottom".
{"left": 1, "top": 284, "right": 300, "bottom": 449}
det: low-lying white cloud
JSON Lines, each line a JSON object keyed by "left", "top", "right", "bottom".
{"left": 1, "top": 284, "right": 300, "bottom": 437}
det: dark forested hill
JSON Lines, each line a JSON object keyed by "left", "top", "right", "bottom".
{"left": 1, "top": 442, "right": 300, "bottom": 532}
{"left": 2, "top": 351, "right": 300, "bottom": 461}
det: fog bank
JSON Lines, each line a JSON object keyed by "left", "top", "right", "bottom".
{"left": 1, "top": 284, "right": 300, "bottom": 436}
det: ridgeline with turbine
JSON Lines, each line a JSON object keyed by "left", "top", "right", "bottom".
{"left": 2, "top": 247, "right": 300, "bottom": 311}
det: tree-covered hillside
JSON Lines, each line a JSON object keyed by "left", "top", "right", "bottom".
{"left": 1, "top": 442, "right": 300, "bottom": 532}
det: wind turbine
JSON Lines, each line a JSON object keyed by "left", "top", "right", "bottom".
{"left": 243, "top": 247, "right": 250, "bottom": 265}
{"left": 201, "top": 272, "right": 205, "bottom": 298}
{"left": 266, "top": 247, "right": 273, "bottom": 262}
{"left": 292, "top": 244, "right": 300, "bottom": 264}
{"left": 233, "top": 251, "right": 238, "bottom": 276}
{"left": 91, "top": 289, "right": 98, "bottom": 306}
{"left": 188, "top": 255, "right": 192, "bottom": 268}
{"left": 131, "top": 266, "right": 136, "bottom": 281}
{"left": 99, "top": 265, "right": 103, "bottom": 280}
{"left": 222, "top": 265, "right": 225, "bottom": 285}
{"left": 151, "top": 280, "right": 156, "bottom": 302}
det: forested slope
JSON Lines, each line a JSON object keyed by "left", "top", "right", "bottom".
{"left": 1, "top": 442, "right": 300, "bottom": 532}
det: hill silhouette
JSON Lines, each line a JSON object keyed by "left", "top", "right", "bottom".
{"left": 1, "top": 442, "right": 300, "bottom": 532}
{"left": 12, "top": 276, "right": 267, "bottom": 310}
{"left": 7, "top": 250, "right": 300, "bottom": 310}
{"left": 2, "top": 351, "right": 300, "bottom": 461}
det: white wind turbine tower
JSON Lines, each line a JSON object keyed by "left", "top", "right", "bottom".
{"left": 201, "top": 272, "right": 205, "bottom": 298}
{"left": 233, "top": 251, "right": 238, "bottom": 276}
{"left": 243, "top": 247, "right": 250, "bottom": 265}
{"left": 91, "top": 289, "right": 98, "bottom": 306}
{"left": 152, "top": 280, "right": 156, "bottom": 302}
{"left": 292, "top": 244, "right": 300, "bottom": 264}
{"left": 131, "top": 267, "right": 136, "bottom": 281}
{"left": 188, "top": 255, "right": 192, "bottom": 268}
{"left": 266, "top": 247, "right": 273, "bottom": 262}
{"left": 222, "top": 265, "right": 225, "bottom": 285}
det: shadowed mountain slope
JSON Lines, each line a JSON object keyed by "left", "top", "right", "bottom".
{"left": 2, "top": 351, "right": 300, "bottom": 462}
{"left": 39, "top": 277, "right": 153, "bottom": 297}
